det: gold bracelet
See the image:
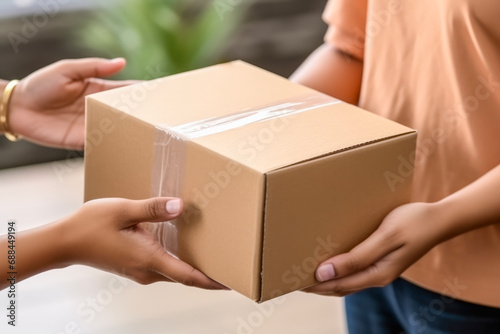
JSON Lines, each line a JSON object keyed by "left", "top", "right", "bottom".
{"left": 0, "top": 80, "right": 20, "bottom": 142}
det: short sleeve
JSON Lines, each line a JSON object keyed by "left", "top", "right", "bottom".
{"left": 322, "top": 0, "right": 368, "bottom": 60}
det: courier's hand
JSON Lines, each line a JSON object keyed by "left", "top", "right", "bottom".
{"left": 304, "top": 202, "right": 448, "bottom": 296}
{"left": 8, "top": 58, "right": 136, "bottom": 150}
{"left": 58, "top": 197, "right": 226, "bottom": 289}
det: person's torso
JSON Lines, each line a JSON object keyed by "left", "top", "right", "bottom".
{"left": 361, "top": 0, "right": 500, "bottom": 201}
{"left": 359, "top": 0, "right": 500, "bottom": 307}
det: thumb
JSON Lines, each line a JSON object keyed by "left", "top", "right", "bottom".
{"left": 119, "top": 197, "right": 184, "bottom": 229}
{"left": 57, "top": 57, "right": 126, "bottom": 80}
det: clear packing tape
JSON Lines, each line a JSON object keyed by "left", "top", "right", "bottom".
{"left": 147, "top": 93, "right": 341, "bottom": 256}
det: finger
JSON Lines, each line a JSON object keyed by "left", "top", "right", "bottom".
{"left": 315, "top": 227, "right": 401, "bottom": 282}
{"left": 119, "top": 198, "right": 184, "bottom": 228}
{"left": 305, "top": 275, "right": 369, "bottom": 295}
{"left": 303, "top": 286, "right": 363, "bottom": 297}
{"left": 151, "top": 251, "right": 228, "bottom": 290}
{"left": 310, "top": 257, "right": 397, "bottom": 295}
{"left": 85, "top": 78, "right": 142, "bottom": 94}
{"left": 57, "top": 58, "right": 127, "bottom": 80}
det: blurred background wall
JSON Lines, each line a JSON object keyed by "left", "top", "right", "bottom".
{"left": 0, "top": 0, "right": 328, "bottom": 169}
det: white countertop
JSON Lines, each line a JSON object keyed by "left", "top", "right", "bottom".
{"left": 0, "top": 160, "right": 345, "bottom": 334}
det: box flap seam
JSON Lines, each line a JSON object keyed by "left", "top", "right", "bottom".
{"left": 270, "top": 131, "right": 417, "bottom": 172}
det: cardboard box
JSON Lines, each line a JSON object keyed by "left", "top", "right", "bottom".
{"left": 84, "top": 61, "right": 417, "bottom": 302}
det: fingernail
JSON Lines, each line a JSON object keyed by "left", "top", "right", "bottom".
{"left": 166, "top": 199, "right": 182, "bottom": 214}
{"left": 317, "top": 264, "right": 335, "bottom": 282}
{"left": 110, "top": 57, "right": 124, "bottom": 63}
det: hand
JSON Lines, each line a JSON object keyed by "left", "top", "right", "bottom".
{"left": 305, "top": 202, "right": 448, "bottom": 296}
{"left": 57, "top": 197, "right": 226, "bottom": 290}
{"left": 8, "top": 58, "right": 137, "bottom": 150}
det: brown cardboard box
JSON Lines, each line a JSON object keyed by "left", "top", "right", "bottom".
{"left": 84, "top": 61, "right": 417, "bottom": 302}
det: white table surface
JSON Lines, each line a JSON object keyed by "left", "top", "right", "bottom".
{"left": 0, "top": 159, "right": 346, "bottom": 334}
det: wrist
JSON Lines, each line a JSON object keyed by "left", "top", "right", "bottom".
{"left": 50, "top": 219, "right": 75, "bottom": 269}
{"left": 428, "top": 198, "right": 464, "bottom": 242}
{"left": 5, "top": 80, "right": 25, "bottom": 137}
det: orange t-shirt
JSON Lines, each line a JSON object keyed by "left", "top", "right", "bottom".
{"left": 323, "top": 0, "right": 500, "bottom": 307}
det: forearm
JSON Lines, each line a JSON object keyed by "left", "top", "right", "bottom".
{"left": 0, "top": 79, "right": 7, "bottom": 135}
{"left": 0, "top": 79, "right": 7, "bottom": 92}
{"left": 290, "top": 43, "right": 363, "bottom": 105}
{"left": 1, "top": 222, "right": 69, "bottom": 290}
{"left": 433, "top": 164, "right": 500, "bottom": 240}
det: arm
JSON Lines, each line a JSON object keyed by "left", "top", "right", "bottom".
{"left": 0, "top": 80, "right": 7, "bottom": 136}
{"left": 0, "top": 80, "right": 7, "bottom": 95}
{"left": 306, "top": 164, "right": 500, "bottom": 295}
{"left": 1, "top": 220, "right": 68, "bottom": 286}
{"left": 290, "top": 43, "right": 363, "bottom": 105}
{"left": 1, "top": 197, "right": 225, "bottom": 290}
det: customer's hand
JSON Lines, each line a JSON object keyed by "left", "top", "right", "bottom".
{"left": 304, "top": 202, "right": 448, "bottom": 296}
{"left": 8, "top": 58, "right": 136, "bottom": 150}
{"left": 58, "top": 197, "right": 226, "bottom": 289}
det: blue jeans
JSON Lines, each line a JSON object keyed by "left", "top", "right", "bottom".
{"left": 345, "top": 278, "right": 500, "bottom": 334}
